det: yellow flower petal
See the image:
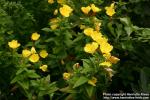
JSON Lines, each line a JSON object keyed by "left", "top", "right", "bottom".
{"left": 100, "top": 61, "right": 112, "bottom": 67}
{"left": 54, "top": 9, "right": 58, "bottom": 15}
{"left": 59, "top": 5, "right": 73, "bottom": 17}
{"left": 88, "top": 77, "right": 97, "bottom": 86}
{"left": 31, "top": 32, "right": 40, "bottom": 41}
{"left": 8, "top": 40, "right": 20, "bottom": 49}
{"left": 29, "top": 54, "right": 40, "bottom": 63}
{"left": 91, "top": 4, "right": 101, "bottom": 13}
{"left": 40, "top": 65, "right": 48, "bottom": 72}
{"left": 57, "top": 0, "right": 65, "bottom": 4}
{"left": 105, "top": 3, "right": 116, "bottom": 16}
{"left": 100, "top": 42, "right": 113, "bottom": 54}
{"left": 83, "top": 28, "right": 94, "bottom": 36}
{"left": 50, "top": 24, "right": 58, "bottom": 30}
{"left": 103, "top": 53, "right": 111, "bottom": 59}
{"left": 39, "top": 50, "right": 48, "bottom": 58}
{"left": 81, "top": 6, "right": 91, "bottom": 14}
{"left": 50, "top": 18, "right": 59, "bottom": 23}
{"left": 84, "top": 42, "right": 98, "bottom": 54}
{"left": 90, "top": 31, "right": 103, "bottom": 43}
{"left": 31, "top": 47, "right": 36, "bottom": 54}
{"left": 22, "top": 49, "right": 31, "bottom": 57}
{"left": 63, "top": 72, "right": 71, "bottom": 80}
{"left": 50, "top": 18, "right": 59, "bottom": 30}
{"left": 48, "top": 0, "right": 54, "bottom": 4}
{"left": 108, "top": 56, "right": 120, "bottom": 64}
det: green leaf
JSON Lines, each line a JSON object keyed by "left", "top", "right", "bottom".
{"left": 85, "top": 85, "right": 95, "bottom": 98}
{"left": 48, "top": 86, "right": 59, "bottom": 94}
{"left": 124, "top": 26, "right": 133, "bottom": 36}
{"left": 18, "top": 80, "right": 29, "bottom": 90}
{"left": 82, "top": 59, "right": 91, "bottom": 68}
{"left": 142, "top": 28, "right": 150, "bottom": 36}
{"left": 45, "top": 75, "right": 51, "bottom": 83}
{"left": 16, "top": 68, "right": 26, "bottom": 75}
{"left": 73, "top": 76, "right": 88, "bottom": 88}
{"left": 30, "top": 80, "right": 39, "bottom": 87}
{"left": 41, "top": 28, "right": 51, "bottom": 32}
{"left": 26, "top": 70, "right": 40, "bottom": 78}
{"left": 38, "top": 82, "right": 58, "bottom": 97}
{"left": 140, "top": 69, "right": 148, "bottom": 92}
{"left": 81, "top": 59, "right": 93, "bottom": 73}
{"left": 120, "top": 17, "right": 131, "bottom": 26}
{"left": 11, "top": 74, "right": 25, "bottom": 84}
{"left": 60, "top": 86, "right": 77, "bottom": 93}
{"left": 107, "top": 22, "right": 115, "bottom": 37}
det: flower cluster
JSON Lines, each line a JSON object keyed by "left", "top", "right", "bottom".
{"left": 81, "top": 3, "right": 118, "bottom": 85}
{"left": 82, "top": 26, "right": 119, "bottom": 84}
{"left": 8, "top": 32, "right": 49, "bottom": 72}
{"left": 81, "top": 4, "right": 101, "bottom": 14}
{"left": 83, "top": 27, "right": 120, "bottom": 66}
{"left": 47, "top": 1, "right": 118, "bottom": 87}
{"left": 50, "top": 18, "right": 60, "bottom": 30}
{"left": 22, "top": 47, "right": 48, "bottom": 63}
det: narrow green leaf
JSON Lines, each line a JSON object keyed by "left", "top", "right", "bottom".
{"left": 85, "top": 85, "right": 95, "bottom": 98}
{"left": 73, "top": 76, "right": 88, "bottom": 88}
{"left": 26, "top": 70, "right": 40, "bottom": 78}
{"left": 41, "top": 28, "right": 51, "bottom": 32}
{"left": 120, "top": 17, "right": 131, "bottom": 26}
{"left": 16, "top": 68, "right": 26, "bottom": 75}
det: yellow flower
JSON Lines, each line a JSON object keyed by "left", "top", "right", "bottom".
{"left": 91, "top": 4, "right": 101, "bottom": 13}
{"left": 8, "top": 40, "right": 20, "bottom": 49}
{"left": 81, "top": 6, "right": 91, "bottom": 14}
{"left": 54, "top": 9, "right": 58, "bottom": 15}
{"left": 59, "top": 5, "right": 73, "bottom": 17}
{"left": 39, "top": 50, "right": 48, "bottom": 58}
{"left": 29, "top": 54, "right": 40, "bottom": 63}
{"left": 103, "top": 53, "right": 111, "bottom": 59}
{"left": 105, "top": 3, "right": 116, "bottom": 16}
{"left": 40, "top": 65, "right": 48, "bottom": 72}
{"left": 100, "top": 61, "right": 112, "bottom": 67}
{"left": 98, "top": 37, "right": 108, "bottom": 45}
{"left": 90, "top": 31, "right": 103, "bottom": 43}
{"left": 31, "top": 32, "right": 40, "bottom": 41}
{"left": 63, "top": 72, "right": 71, "bottom": 80}
{"left": 57, "top": 0, "right": 65, "bottom": 4}
{"left": 84, "top": 42, "right": 98, "bottom": 54}
{"left": 31, "top": 47, "right": 36, "bottom": 54}
{"left": 100, "top": 42, "right": 113, "bottom": 54}
{"left": 108, "top": 56, "right": 120, "bottom": 64}
{"left": 83, "top": 28, "right": 94, "bottom": 36}
{"left": 22, "top": 49, "right": 31, "bottom": 57}
{"left": 48, "top": 0, "right": 54, "bottom": 4}
{"left": 50, "top": 18, "right": 59, "bottom": 30}
{"left": 88, "top": 77, "right": 97, "bottom": 86}
{"left": 50, "top": 18, "right": 59, "bottom": 23}
{"left": 50, "top": 24, "right": 58, "bottom": 30}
